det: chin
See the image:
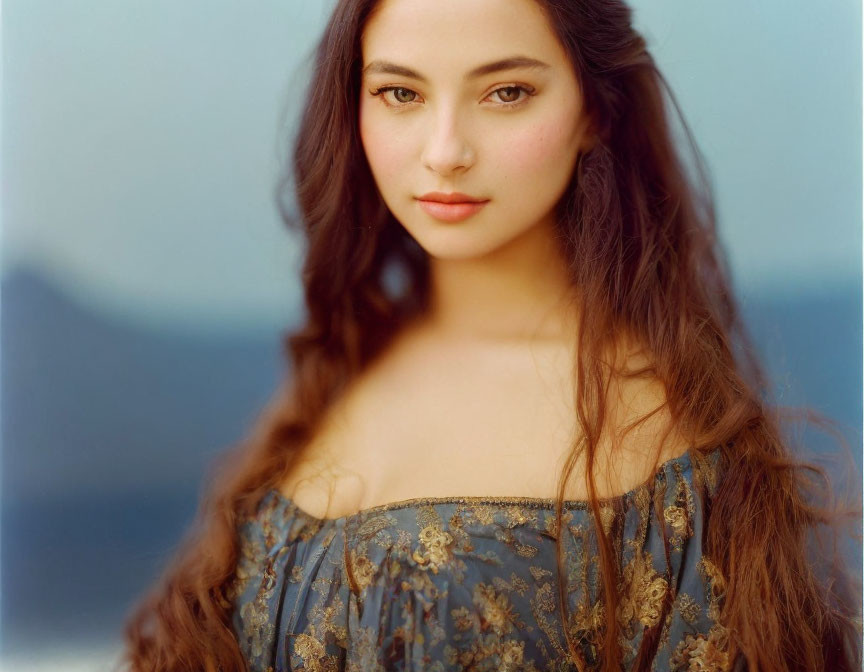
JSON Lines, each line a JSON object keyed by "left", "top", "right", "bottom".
{"left": 398, "top": 225, "right": 517, "bottom": 261}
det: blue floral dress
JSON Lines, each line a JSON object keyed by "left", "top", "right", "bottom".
{"left": 229, "top": 447, "right": 744, "bottom": 670}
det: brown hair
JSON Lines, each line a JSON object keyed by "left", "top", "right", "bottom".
{"left": 120, "top": 0, "right": 862, "bottom": 669}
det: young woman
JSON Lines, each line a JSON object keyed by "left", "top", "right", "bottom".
{"left": 121, "top": 0, "right": 861, "bottom": 669}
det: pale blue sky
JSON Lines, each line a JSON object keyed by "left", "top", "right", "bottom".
{"left": 2, "top": 0, "right": 861, "bottom": 330}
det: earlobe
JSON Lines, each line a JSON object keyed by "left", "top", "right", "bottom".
{"left": 574, "top": 113, "right": 598, "bottom": 153}
{"left": 579, "top": 132, "right": 598, "bottom": 153}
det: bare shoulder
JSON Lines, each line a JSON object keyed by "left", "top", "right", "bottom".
{"left": 604, "top": 338, "right": 691, "bottom": 469}
{"left": 275, "top": 378, "right": 375, "bottom": 519}
{"left": 275, "top": 324, "right": 432, "bottom": 517}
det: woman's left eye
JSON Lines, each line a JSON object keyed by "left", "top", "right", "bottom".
{"left": 488, "top": 85, "right": 534, "bottom": 105}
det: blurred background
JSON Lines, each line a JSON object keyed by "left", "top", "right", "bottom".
{"left": 1, "top": 0, "right": 861, "bottom": 669}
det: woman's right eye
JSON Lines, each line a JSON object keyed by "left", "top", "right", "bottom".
{"left": 370, "top": 86, "right": 419, "bottom": 106}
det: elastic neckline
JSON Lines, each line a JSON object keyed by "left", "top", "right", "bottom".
{"left": 266, "top": 448, "right": 697, "bottom": 523}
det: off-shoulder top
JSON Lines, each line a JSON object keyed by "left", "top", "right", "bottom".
{"left": 229, "top": 447, "right": 744, "bottom": 671}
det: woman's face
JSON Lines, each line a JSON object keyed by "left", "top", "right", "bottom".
{"left": 358, "top": 0, "right": 592, "bottom": 261}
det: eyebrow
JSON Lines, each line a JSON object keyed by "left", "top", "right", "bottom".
{"left": 361, "top": 56, "right": 552, "bottom": 82}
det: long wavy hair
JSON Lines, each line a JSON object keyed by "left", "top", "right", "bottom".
{"left": 120, "top": 0, "right": 862, "bottom": 669}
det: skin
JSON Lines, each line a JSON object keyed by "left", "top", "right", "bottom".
{"left": 279, "top": 0, "right": 685, "bottom": 518}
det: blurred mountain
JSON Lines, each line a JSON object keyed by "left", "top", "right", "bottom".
{"left": 1, "top": 267, "right": 292, "bottom": 503}
{"left": 1, "top": 267, "right": 293, "bottom": 651}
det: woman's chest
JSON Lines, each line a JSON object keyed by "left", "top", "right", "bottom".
{"left": 279, "top": 335, "right": 682, "bottom": 521}
{"left": 281, "top": 344, "right": 581, "bottom": 519}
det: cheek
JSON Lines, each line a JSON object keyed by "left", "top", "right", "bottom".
{"left": 499, "top": 115, "right": 579, "bottom": 179}
{"left": 359, "top": 107, "right": 411, "bottom": 186}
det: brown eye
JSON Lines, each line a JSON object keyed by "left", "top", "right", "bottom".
{"left": 496, "top": 86, "right": 522, "bottom": 103}
{"left": 392, "top": 88, "right": 416, "bottom": 103}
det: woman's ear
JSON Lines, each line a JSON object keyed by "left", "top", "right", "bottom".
{"left": 575, "top": 114, "right": 599, "bottom": 153}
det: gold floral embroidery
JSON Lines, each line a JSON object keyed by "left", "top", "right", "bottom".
{"left": 568, "top": 595, "right": 606, "bottom": 661}
{"left": 664, "top": 505, "right": 687, "bottom": 536}
{"left": 500, "top": 639, "right": 526, "bottom": 668}
{"left": 469, "top": 504, "right": 497, "bottom": 525}
{"left": 311, "top": 575, "right": 335, "bottom": 596}
{"left": 699, "top": 557, "right": 726, "bottom": 596}
{"left": 543, "top": 507, "right": 575, "bottom": 537}
{"left": 426, "top": 616, "right": 448, "bottom": 649}
{"left": 664, "top": 503, "right": 692, "bottom": 552}
{"left": 495, "top": 572, "right": 530, "bottom": 597}
{"left": 529, "top": 565, "right": 553, "bottom": 582}
{"left": 238, "top": 562, "right": 278, "bottom": 662}
{"left": 347, "top": 547, "right": 376, "bottom": 592}
{"left": 303, "top": 602, "right": 347, "bottom": 649}
{"left": 514, "top": 540, "right": 540, "bottom": 558}
{"left": 473, "top": 582, "right": 520, "bottom": 635}
{"left": 699, "top": 556, "right": 728, "bottom": 621}
{"left": 692, "top": 448, "right": 720, "bottom": 496}
{"left": 399, "top": 569, "right": 442, "bottom": 606}
{"left": 676, "top": 592, "right": 702, "bottom": 624}
{"left": 599, "top": 504, "right": 616, "bottom": 536}
{"left": 293, "top": 632, "right": 324, "bottom": 659}
{"left": 230, "top": 449, "right": 726, "bottom": 671}
{"left": 239, "top": 599, "right": 275, "bottom": 661}
{"left": 289, "top": 564, "right": 304, "bottom": 583}
{"left": 504, "top": 505, "right": 538, "bottom": 528}
{"left": 451, "top": 605, "right": 476, "bottom": 632}
{"left": 444, "top": 634, "right": 535, "bottom": 672}
{"left": 533, "top": 582, "right": 556, "bottom": 613}
{"left": 356, "top": 514, "right": 395, "bottom": 539}
{"left": 617, "top": 550, "right": 669, "bottom": 630}
{"left": 573, "top": 597, "right": 605, "bottom": 632}
{"left": 292, "top": 633, "right": 340, "bottom": 672}
{"left": 413, "top": 523, "right": 454, "bottom": 573}
{"left": 633, "top": 487, "right": 653, "bottom": 543}
{"left": 669, "top": 623, "right": 733, "bottom": 671}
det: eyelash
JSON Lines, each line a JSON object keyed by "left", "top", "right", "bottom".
{"left": 368, "top": 84, "right": 536, "bottom": 110}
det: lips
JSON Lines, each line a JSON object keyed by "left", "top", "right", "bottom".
{"left": 418, "top": 191, "right": 487, "bottom": 204}
{"left": 416, "top": 192, "right": 489, "bottom": 223}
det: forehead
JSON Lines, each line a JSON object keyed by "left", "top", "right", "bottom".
{"left": 361, "top": 0, "right": 568, "bottom": 71}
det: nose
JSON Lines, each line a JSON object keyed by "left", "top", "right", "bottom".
{"left": 420, "top": 108, "right": 475, "bottom": 177}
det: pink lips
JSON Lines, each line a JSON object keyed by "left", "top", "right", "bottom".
{"left": 416, "top": 192, "right": 489, "bottom": 223}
